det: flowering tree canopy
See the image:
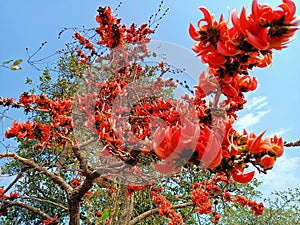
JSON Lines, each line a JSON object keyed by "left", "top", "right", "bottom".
{"left": 0, "top": 0, "right": 299, "bottom": 224}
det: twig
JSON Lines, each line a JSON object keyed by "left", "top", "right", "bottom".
{"left": 284, "top": 140, "right": 300, "bottom": 147}
{"left": 0, "top": 168, "right": 25, "bottom": 198}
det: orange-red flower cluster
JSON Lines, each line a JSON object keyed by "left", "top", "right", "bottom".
{"left": 233, "top": 0, "right": 299, "bottom": 50}
{"left": 4, "top": 93, "right": 75, "bottom": 147}
{"left": 95, "top": 6, "right": 153, "bottom": 48}
{"left": 246, "top": 130, "right": 284, "bottom": 169}
{"left": 0, "top": 188, "right": 20, "bottom": 217}
{"left": 42, "top": 216, "right": 58, "bottom": 225}
{"left": 0, "top": 1, "right": 297, "bottom": 224}
{"left": 71, "top": 178, "right": 81, "bottom": 188}
{"left": 190, "top": 0, "right": 299, "bottom": 118}
{"left": 152, "top": 118, "right": 199, "bottom": 160}
{"left": 187, "top": 0, "right": 295, "bottom": 184}
{"left": 73, "top": 6, "right": 154, "bottom": 64}
{"left": 235, "top": 195, "right": 264, "bottom": 216}
{"left": 126, "top": 184, "right": 147, "bottom": 195}
{"left": 152, "top": 188, "right": 183, "bottom": 225}
{"left": 191, "top": 174, "right": 229, "bottom": 224}
{"left": 223, "top": 190, "right": 264, "bottom": 215}
{"left": 5, "top": 120, "right": 51, "bottom": 144}
{"left": 0, "top": 187, "right": 19, "bottom": 200}
{"left": 192, "top": 173, "right": 264, "bottom": 223}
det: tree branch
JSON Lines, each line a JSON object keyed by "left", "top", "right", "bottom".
{"left": 0, "top": 98, "right": 50, "bottom": 113}
{"left": 71, "top": 145, "right": 88, "bottom": 173}
{"left": 0, "top": 168, "right": 24, "bottom": 198}
{"left": 284, "top": 140, "right": 300, "bottom": 147}
{"left": 129, "top": 202, "right": 195, "bottom": 225}
{"left": 0, "top": 152, "right": 72, "bottom": 194}
{"left": 21, "top": 196, "right": 68, "bottom": 211}
{"left": 0, "top": 199, "right": 53, "bottom": 221}
{"left": 57, "top": 133, "right": 90, "bottom": 174}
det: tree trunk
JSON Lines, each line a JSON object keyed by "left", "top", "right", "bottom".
{"left": 67, "top": 176, "right": 95, "bottom": 225}
{"left": 120, "top": 193, "right": 134, "bottom": 224}
{"left": 69, "top": 201, "right": 80, "bottom": 225}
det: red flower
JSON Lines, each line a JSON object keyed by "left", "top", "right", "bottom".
{"left": 221, "top": 82, "right": 239, "bottom": 98}
{"left": 9, "top": 191, "right": 19, "bottom": 200}
{"left": 192, "top": 188, "right": 212, "bottom": 214}
{"left": 231, "top": 167, "right": 255, "bottom": 183}
{"left": 237, "top": 75, "right": 258, "bottom": 92}
{"left": 259, "top": 155, "right": 275, "bottom": 169}
{"left": 152, "top": 119, "right": 199, "bottom": 160}
{"left": 126, "top": 184, "right": 147, "bottom": 195}
{"left": 42, "top": 216, "right": 58, "bottom": 225}
{"left": 202, "top": 50, "right": 227, "bottom": 67}
{"left": 196, "top": 126, "right": 222, "bottom": 169}
{"left": 233, "top": 0, "right": 299, "bottom": 50}
{"left": 190, "top": 7, "right": 223, "bottom": 55}
{"left": 34, "top": 122, "right": 51, "bottom": 143}
{"left": 217, "top": 40, "right": 240, "bottom": 56}
{"left": 270, "top": 135, "right": 284, "bottom": 157}
{"left": 247, "top": 130, "right": 271, "bottom": 154}
{"left": 0, "top": 187, "right": 8, "bottom": 199}
{"left": 71, "top": 178, "right": 81, "bottom": 188}
{"left": 5, "top": 120, "right": 35, "bottom": 139}
{"left": 19, "top": 93, "right": 36, "bottom": 107}
{"left": 95, "top": 210, "right": 102, "bottom": 217}
{"left": 194, "top": 71, "right": 218, "bottom": 99}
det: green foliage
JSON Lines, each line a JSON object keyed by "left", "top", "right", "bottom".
{"left": 219, "top": 188, "right": 300, "bottom": 225}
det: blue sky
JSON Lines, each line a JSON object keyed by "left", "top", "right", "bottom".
{"left": 0, "top": 0, "right": 300, "bottom": 197}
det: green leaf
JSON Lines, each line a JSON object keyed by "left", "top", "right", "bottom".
{"left": 2, "top": 60, "right": 13, "bottom": 65}
{"left": 13, "top": 59, "right": 23, "bottom": 66}
{"left": 43, "top": 69, "right": 51, "bottom": 81}
{"left": 101, "top": 209, "right": 110, "bottom": 223}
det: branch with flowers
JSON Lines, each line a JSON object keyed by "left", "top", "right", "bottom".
{"left": 0, "top": 0, "right": 299, "bottom": 224}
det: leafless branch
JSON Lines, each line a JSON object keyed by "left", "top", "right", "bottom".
{"left": 284, "top": 140, "right": 300, "bottom": 147}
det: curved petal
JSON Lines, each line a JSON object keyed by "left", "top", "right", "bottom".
{"left": 232, "top": 8, "right": 243, "bottom": 33}
{"left": 199, "top": 7, "right": 213, "bottom": 27}
{"left": 246, "top": 28, "right": 269, "bottom": 50}
{"left": 259, "top": 155, "right": 275, "bottom": 169}
{"left": 247, "top": 130, "right": 267, "bottom": 153}
{"left": 279, "top": 0, "right": 296, "bottom": 20}
{"left": 217, "top": 41, "right": 239, "bottom": 56}
{"left": 252, "top": 0, "right": 260, "bottom": 23}
{"left": 240, "top": 7, "right": 249, "bottom": 35}
{"left": 189, "top": 23, "right": 200, "bottom": 41}
{"left": 231, "top": 167, "right": 255, "bottom": 183}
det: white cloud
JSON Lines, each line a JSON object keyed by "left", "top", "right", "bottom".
{"left": 234, "top": 95, "right": 291, "bottom": 137}
{"left": 234, "top": 110, "right": 271, "bottom": 132}
{"left": 268, "top": 128, "right": 290, "bottom": 137}
{"left": 256, "top": 154, "right": 300, "bottom": 197}
{"left": 245, "top": 96, "right": 268, "bottom": 110}
{"left": 253, "top": 101, "right": 268, "bottom": 110}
